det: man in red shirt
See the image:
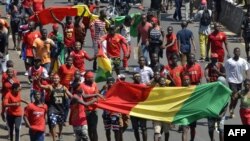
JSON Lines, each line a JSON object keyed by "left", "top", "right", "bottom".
{"left": 51, "top": 11, "right": 75, "bottom": 55}
{"left": 183, "top": 54, "right": 203, "bottom": 85}
{"left": 81, "top": 71, "right": 99, "bottom": 141}
{"left": 204, "top": 53, "right": 226, "bottom": 83}
{"left": 165, "top": 54, "right": 184, "bottom": 86}
{"left": 137, "top": 14, "right": 152, "bottom": 65}
{"left": 58, "top": 56, "right": 77, "bottom": 89}
{"left": 32, "top": 0, "right": 45, "bottom": 12}
{"left": 24, "top": 90, "right": 47, "bottom": 141}
{"left": 99, "top": 25, "right": 129, "bottom": 75}
{"left": 28, "top": 58, "right": 49, "bottom": 102}
{"left": 162, "top": 26, "right": 178, "bottom": 61}
{"left": 70, "top": 41, "right": 95, "bottom": 75}
{"left": 206, "top": 23, "right": 230, "bottom": 63}
{"left": 23, "top": 21, "right": 41, "bottom": 75}
{"left": 69, "top": 87, "right": 98, "bottom": 141}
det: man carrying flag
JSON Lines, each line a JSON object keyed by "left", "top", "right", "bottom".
{"left": 99, "top": 25, "right": 129, "bottom": 75}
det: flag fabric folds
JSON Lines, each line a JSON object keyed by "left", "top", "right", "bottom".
{"left": 95, "top": 46, "right": 112, "bottom": 83}
{"left": 96, "top": 82, "right": 231, "bottom": 125}
{"left": 29, "top": 6, "right": 78, "bottom": 25}
{"left": 114, "top": 13, "right": 142, "bottom": 37}
{"left": 29, "top": 4, "right": 110, "bottom": 26}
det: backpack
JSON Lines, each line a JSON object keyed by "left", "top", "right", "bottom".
{"left": 200, "top": 9, "right": 211, "bottom": 26}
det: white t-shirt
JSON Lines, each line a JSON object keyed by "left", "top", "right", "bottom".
{"left": 224, "top": 57, "right": 249, "bottom": 84}
{"left": 134, "top": 66, "right": 154, "bottom": 84}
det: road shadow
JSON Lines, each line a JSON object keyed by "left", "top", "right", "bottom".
{"left": 197, "top": 121, "right": 208, "bottom": 126}
{"left": 170, "top": 22, "right": 182, "bottom": 25}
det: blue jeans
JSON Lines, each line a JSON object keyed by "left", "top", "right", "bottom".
{"left": 42, "top": 63, "right": 51, "bottom": 73}
{"left": 29, "top": 130, "right": 45, "bottom": 141}
{"left": 173, "top": 0, "right": 182, "bottom": 20}
{"left": 140, "top": 43, "right": 150, "bottom": 65}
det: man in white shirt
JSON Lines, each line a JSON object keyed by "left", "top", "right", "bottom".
{"left": 134, "top": 56, "right": 154, "bottom": 85}
{"left": 224, "top": 47, "right": 249, "bottom": 118}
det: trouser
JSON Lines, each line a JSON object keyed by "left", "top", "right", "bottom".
{"left": 123, "top": 43, "right": 131, "bottom": 68}
{"left": 139, "top": 43, "right": 150, "bottom": 65}
{"left": 0, "top": 54, "right": 9, "bottom": 73}
{"left": 86, "top": 111, "right": 98, "bottom": 141}
{"left": 173, "top": 0, "right": 182, "bottom": 20}
{"left": 29, "top": 130, "right": 45, "bottom": 141}
{"left": 73, "top": 125, "right": 89, "bottom": 141}
{"left": 199, "top": 33, "right": 208, "bottom": 59}
{"left": 228, "top": 82, "right": 242, "bottom": 113}
{"left": 185, "top": 2, "right": 190, "bottom": 21}
{"left": 7, "top": 115, "right": 22, "bottom": 141}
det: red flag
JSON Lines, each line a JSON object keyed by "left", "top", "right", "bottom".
{"left": 29, "top": 6, "right": 78, "bottom": 25}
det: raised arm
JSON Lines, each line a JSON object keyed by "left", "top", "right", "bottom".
{"left": 49, "top": 9, "right": 64, "bottom": 30}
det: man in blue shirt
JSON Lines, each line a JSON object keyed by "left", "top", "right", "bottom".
{"left": 177, "top": 21, "right": 196, "bottom": 65}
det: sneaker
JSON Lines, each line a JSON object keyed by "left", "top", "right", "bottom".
{"left": 125, "top": 67, "right": 129, "bottom": 72}
{"left": 229, "top": 110, "right": 235, "bottom": 118}
{"left": 24, "top": 71, "right": 28, "bottom": 76}
{"left": 198, "top": 58, "right": 205, "bottom": 62}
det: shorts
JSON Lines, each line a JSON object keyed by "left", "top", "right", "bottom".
{"left": 130, "top": 116, "right": 147, "bottom": 131}
{"left": 153, "top": 121, "right": 171, "bottom": 133}
{"left": 111, "top": 58, "right": 121, "bottom": 69}
{"left": 73, "top": 125, "right": 89, "bottom": 141}
{"left": 207, "top": 116, "right": 225, "bottom": 132}
{"left": 48, "top": 113, "right": 65, "bottom": 127}
{"left": 25, "top": 57, "right": 34, "bottom": 65}
{"left": 102, "top": 111, "right": 122, "bottom": 131}
{"left": 228, "top": 82, "right": 242, "bottom": 93}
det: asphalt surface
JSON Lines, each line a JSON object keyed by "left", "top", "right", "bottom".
{"left": 0, "top": 0, "right": 246, "bottom": 141}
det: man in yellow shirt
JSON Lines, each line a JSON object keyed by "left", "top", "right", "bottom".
{"left": 33, "top": 28, "right": 55, "bottom": 73}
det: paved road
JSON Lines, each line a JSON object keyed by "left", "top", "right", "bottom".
{"left": 0, "top": 0, "right": 245, "bottom": 141}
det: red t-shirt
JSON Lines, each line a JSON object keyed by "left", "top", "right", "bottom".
{"left": 166, "top": 33, "right": 178, "bottom": 53}
{"left": 100, "top": 34, "right": 127, "bottom": 58}
{"left": 81, "top": 83, "right": 99, "bottom": 111}
{"left": 59, "top": 65, "right": 77, "bottom": 89}
{"left": 2, "top": 70, "right": 17, "bottom": 84}
{"left": 70, "top": 50, "right": 90, "bottom": 73}
{"left": 24, "top": 103, "right": 47, "bottom": 132}
{"left": 208, "top": 31, "right": 226, "bottom": 53}
{"left": 32, "top": 0, "right": 45, "bottom": 12}
{"left": 64, "top": 23, "right": 75, "bottom": 48}
{"left": 165, "top": 65, "right": 183, "bottom": 86}
{"left": 137, "top": 22, "right": 152, "bottom": 44}
{"left": 69, "top": 94, "right": 87, "bottom": 126}
{"left": 2, "top": 78, "right": 20, "bottom": 98}
{"left": 24, "top": 30, "right": 41, "bottom": 57}
{"left": 183, "top": 63, "right": 203, "bottom": 85}
{"left": 3, "top": 91, "right": 23, "bottom": 116}
{"left": 28, "top": 66, "right": 48, "bottom": 91}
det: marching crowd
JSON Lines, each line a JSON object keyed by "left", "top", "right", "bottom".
{"left": 0, "top": 0, "right": 250, "bottom": 141}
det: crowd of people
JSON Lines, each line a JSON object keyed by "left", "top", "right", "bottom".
{"left": 0, "top": 0, "right": 250, "bottom": 141}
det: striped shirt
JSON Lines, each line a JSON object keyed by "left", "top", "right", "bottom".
{"left": 90, "top": 19, "right": 107, "bottom": 41}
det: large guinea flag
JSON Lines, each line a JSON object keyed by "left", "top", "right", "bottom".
{"left": 97, "top": 82, "right": 231, "bottom": 125}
